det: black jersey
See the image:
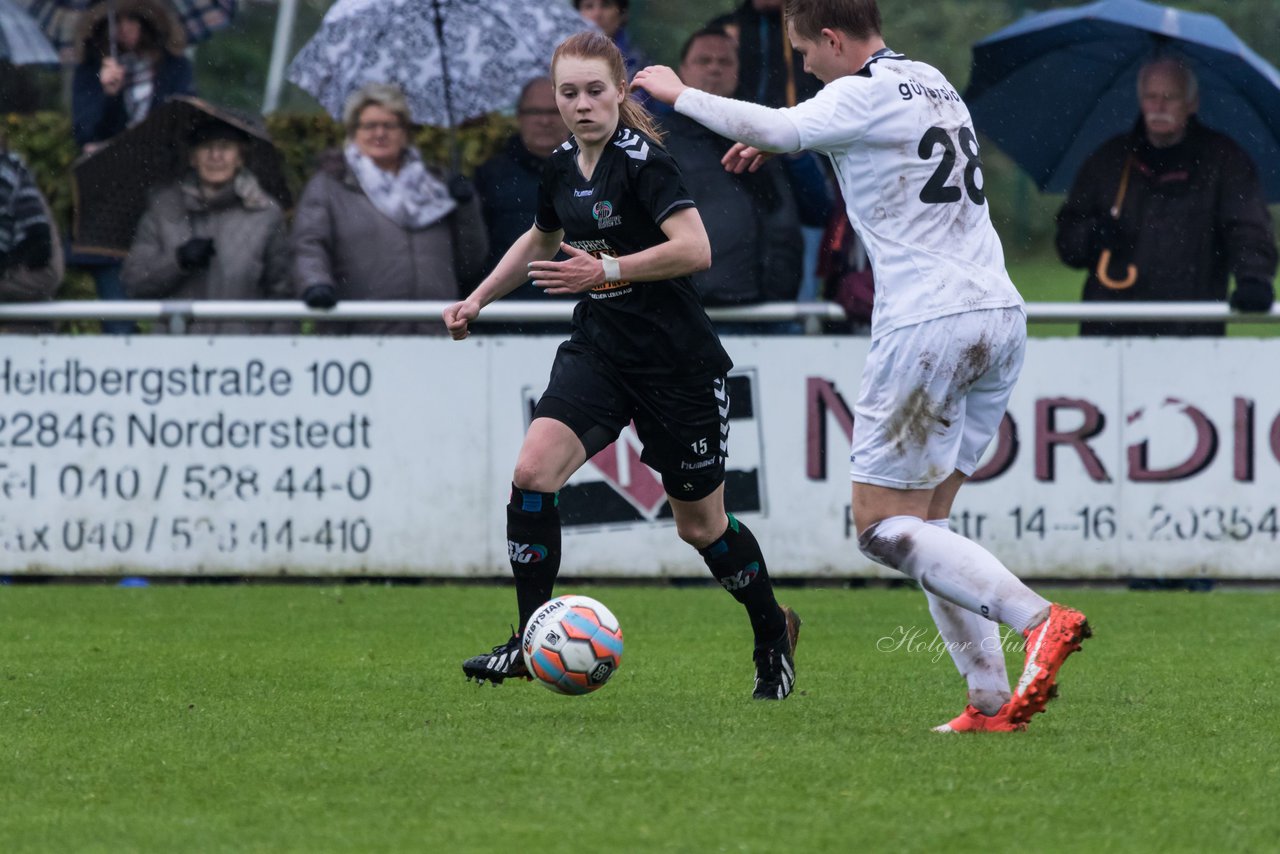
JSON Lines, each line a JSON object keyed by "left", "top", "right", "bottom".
{"left": 534, "top": 125, "right": 732, "bottom": 380}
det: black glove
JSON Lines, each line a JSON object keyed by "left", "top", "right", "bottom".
{"left": 1229, "top": 278, "right": 1275, "bottom": 313}
{"left": 447, "top": 174, "right": 475, "bottom": 204}
{"left": 176, "top": 237, "right": 216, "bottom": 271}
{"left": 302, "top": 283, "right": 338, "bottom": 309}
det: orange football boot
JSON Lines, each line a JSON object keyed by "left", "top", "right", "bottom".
{"left": 933, "top": 702, "right": 1026, "bottom": 733}
{"left": 1009, "top": 604, "right": 1091, "bottom": 724}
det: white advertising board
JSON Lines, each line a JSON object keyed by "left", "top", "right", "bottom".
{"left": 2, "top": 336, "right": 1277, "bottom": 578}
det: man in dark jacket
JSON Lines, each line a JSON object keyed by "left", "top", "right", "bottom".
{"left": 1055, "top": 58, "right": 1277, "bottom": 337}
{"left": 475, "top": 77, "right": 566, "bottom": 299}
{"left": 706, "top": 0, "right": 820, "bottom": 109}
{"left": 660, "top": 26, "right": 801, "bottom": 327}
{"left": 474, "top": 77, "right": 573, "bottom": 332}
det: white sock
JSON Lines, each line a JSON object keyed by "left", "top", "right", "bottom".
{"left": 924, "top": 519, "right": 1009, "bottom": 714}
{"left": 861, "top": 514, "right": 1050, "bottom": 634}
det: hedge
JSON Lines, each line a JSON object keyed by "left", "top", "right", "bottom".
{"left": 2, "top": 110, "right": 517, "bottom": 237}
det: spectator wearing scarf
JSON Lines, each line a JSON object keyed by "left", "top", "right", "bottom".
{"left": 291, "top": 83, "right": 488, "bottom": 336}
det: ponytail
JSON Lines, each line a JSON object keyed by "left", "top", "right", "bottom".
{"left": 620, "top": 97, "right": 666, "bottom": 145}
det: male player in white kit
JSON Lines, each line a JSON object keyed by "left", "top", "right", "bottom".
{"left": 635, "top": 0, "right": 1090, "bottom": 732}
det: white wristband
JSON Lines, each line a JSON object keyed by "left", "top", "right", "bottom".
{"left": 601, "top": 254, "right": 621, "bottom": 283}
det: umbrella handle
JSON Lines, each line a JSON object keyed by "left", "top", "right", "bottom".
{"left": 1097, "top": 153, "right": 1137, "bottom": 289}
{"left": 107, "top": 1, "right": 118, "bottom": 61}
{"left": 1096, "top": 249, "right": 1137, "bottom": 290}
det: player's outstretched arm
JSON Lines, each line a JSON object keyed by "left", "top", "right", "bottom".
{"left": 443, "top": 225, "right": 562, "bottom": 340}
{"left": 529, "top": 208, "right": 711, "bottom": 296}
{"left": 633, "top": 65, "right": 801, "bottom": 155}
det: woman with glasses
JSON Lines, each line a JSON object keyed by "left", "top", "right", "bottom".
{"left": 291, "top": 82, "right": 488, "bottom": 335}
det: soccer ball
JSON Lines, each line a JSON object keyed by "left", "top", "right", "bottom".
{"left": 521, "top": 595, "right": 623, "bottom": 695}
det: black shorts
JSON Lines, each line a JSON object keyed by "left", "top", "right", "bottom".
{"left": 533, "top": 341, "right": 729, "bottom": 501}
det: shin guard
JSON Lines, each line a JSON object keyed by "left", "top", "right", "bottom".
{"left": 507, "top": 484, "right": 562, "bottom": 630}
{"left": 698, "top": 514, "right": 785, "bottom": 644}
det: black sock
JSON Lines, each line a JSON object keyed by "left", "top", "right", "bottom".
{"left": 507, "top": 484, "right": 562, "bottom": 631}
{"left": 698, "top": 514, "right": 785, "bottom": 645}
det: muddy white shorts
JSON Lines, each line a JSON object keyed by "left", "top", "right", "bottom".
{"left": 850, "top": 306, "right": 1026, "bottom": 489}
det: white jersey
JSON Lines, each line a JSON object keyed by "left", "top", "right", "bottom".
{"left": 780, "top": 50, "right": 1023, "bottom": 339}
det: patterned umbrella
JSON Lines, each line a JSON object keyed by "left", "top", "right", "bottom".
{"left": 0, "top": 0, "right": 58, "bottom": 64}
{"left": 287, "top": 0, "right": 593, "bottom": 128}
{"left": 71, "top": 95, "right": 290, "bottom": 256}
{"left": 15, "top": 0, "right": 235, "bottom": 63}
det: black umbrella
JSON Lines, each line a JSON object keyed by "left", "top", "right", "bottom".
{"left": 71, "top": 95, "right": 290, "bottom": 256}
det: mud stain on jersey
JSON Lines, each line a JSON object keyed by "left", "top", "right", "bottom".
{"left": 918, "top": 349, "right": 937, "bottom": 375}
{"left": 947, "top": 205, "right": 972, "bottom": 240}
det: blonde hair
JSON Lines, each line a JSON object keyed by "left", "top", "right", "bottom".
{"left": 551, "top": 31, "right": 665, "bottom": 144}
{"left": 342, "top": 83, "right": 413, "bottom": 137}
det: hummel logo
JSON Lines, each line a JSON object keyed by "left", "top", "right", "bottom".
{"left": 613, "top": 129, "right": 650, "bottom": 161}
{"left": 574, "top": 188, "right": 593, "bottom": 197}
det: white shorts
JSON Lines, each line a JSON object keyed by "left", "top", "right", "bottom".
{"left": 850, "top": 306, "right": 1026, "bottom": 490}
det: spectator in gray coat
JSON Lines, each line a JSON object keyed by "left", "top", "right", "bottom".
{"left": 292, "top": 83, "right": 488, "bottom": 335}
{"left": 122, "top": 120, "right": 291, "bottom": 334}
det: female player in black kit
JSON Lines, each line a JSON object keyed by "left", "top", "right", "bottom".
{"left": 443, "top": 31, "right": 800, "bottom": 700}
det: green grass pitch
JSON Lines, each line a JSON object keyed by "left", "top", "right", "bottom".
{"left": 2, "top": 584, "right": 1277, "bottom": 852}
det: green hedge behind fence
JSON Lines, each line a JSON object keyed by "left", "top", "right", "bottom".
{"left": 2, "top": 111, "right": 518, "bottom": 241}
{"left": 7, "top": 104, "right": 1085, "bottom": 300}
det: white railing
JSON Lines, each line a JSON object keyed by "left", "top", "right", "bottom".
{"left": 0, "top": 300, "right": 846, "bottom": 333}
{"left": 1019, "top": 302, "right": 1280, "bottom": 323}
{"left": 0, "top": 300, "right": 1276, "bottom": 333}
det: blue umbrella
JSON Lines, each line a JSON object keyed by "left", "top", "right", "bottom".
{"left": 0, "top": 0, "right": 58, "bottom": 64}
{"left": 965, "top": 0, "right": 1280, "bottom": 201}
